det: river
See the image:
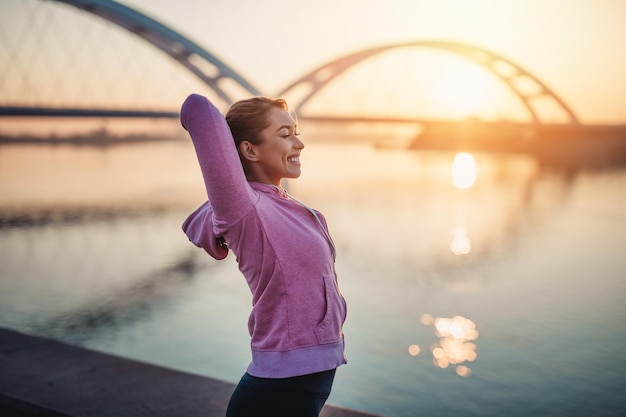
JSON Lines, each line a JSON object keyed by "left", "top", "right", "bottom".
{"left": 0, "top": 135, "right": 625, "bottom": 417}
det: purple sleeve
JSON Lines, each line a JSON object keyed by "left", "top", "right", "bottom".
{"left": 180, "top": 94, "right": 255, "bottom": 223}
{"left": 181, "top": 200, "right": 228, "bottom": 260}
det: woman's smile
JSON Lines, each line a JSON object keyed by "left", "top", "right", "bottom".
{"left": 287, "top": 154, "right": 301, "bottom": 166}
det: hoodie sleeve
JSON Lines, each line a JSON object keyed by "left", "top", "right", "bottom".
{"left": 182, "top": 200, "right": 228, "bottom": 260}
{"left": 180, "top": 94, "right": 255, "bottom": 223}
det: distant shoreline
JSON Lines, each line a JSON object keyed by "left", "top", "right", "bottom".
{"left": 0, "top": 132, "right": 186, "bottom": 147}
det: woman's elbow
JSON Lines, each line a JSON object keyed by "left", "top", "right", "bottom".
{"left": 180, "top": 93, "right": 208, "bottom": 130}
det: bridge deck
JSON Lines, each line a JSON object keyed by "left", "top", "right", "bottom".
{"left": 0, "top": 328, "right": 379, "bottom": 417}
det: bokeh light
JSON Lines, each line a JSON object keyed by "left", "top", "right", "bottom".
{"left": 408, "top": 344, "right": 421, "bottom": 356}
{"left": 456, "top": 365, "right": 472, "bottom": 377}
{"left": 411, "top": 314, "right": 479, "bottom": 377}
{"left": 420, "top": 313, "right": 434, "bottom": 325}
{"left": 452, "top": 152, "right": 477, "bottom": 189}
{"left": 450, "top": 226, "right": 471, "bottom": 255}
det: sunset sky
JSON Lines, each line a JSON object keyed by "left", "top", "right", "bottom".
{"left": 119, "top": 0, "right": 626, "bottom": 124}
{"left": 1, "top": 0, "right": 625, "bottom": 125}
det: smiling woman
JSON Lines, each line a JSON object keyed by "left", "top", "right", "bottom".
{"left": 180, "top": 94, "right": 347, "bottom": 417}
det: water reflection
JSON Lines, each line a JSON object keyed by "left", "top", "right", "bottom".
{"left": 450, "top": 226, "right": 471, "bottom": 255}
{"left": 449, "top": 153, "right": 476, "bottom": 255}
{"left": 451, "top": 152, "right": 477, "bottom": 189}
{"left": 410, "top": 314, "right": 479, "bottom": 378}
{"left": 2, "top": 140, "right": 625, "bottom": 417}
{"left": 28, "top": 251, "right": 203, "bottom": 342}
{"left": 0, "top": 206, "right": 212, "bottom": 343}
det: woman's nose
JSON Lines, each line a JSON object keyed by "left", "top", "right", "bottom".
{"left": 293, "top": 136, "right": 305, "bottom": 149}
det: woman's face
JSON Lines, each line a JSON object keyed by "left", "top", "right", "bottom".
{"left": 252, "top": 107, "right": 304, "bottom": 186}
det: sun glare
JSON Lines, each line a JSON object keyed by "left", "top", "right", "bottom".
{"left": 452, "top": 152, "right": 477, "bottom": 189}
{"left": 450, "top": 226, "right": 471, "bottom": 255}
{"left": 413, "top": 314, "right": 479, "bottom": 377}
{"left": 437, "top": 63, "right": 488, "bottom": 117}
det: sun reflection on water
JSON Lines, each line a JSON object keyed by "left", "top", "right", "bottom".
{"left": 410, "top": 314, "right": 479, "bottom": 377}
{"left": 449, "top": 152, "right": 477, "bottom": 256}
{"left": 450, "top": 226, "right": 471, "bottom": 255}
{"left": 451, "top": 152, "right": 477, "bottom": 189}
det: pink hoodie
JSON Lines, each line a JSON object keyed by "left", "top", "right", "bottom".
{"left": 180, "top": 94, "right": 347, "bottom": 378}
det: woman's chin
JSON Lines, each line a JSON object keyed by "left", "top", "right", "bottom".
{"left": 286, "top": 169, "right": 302, "bottom": 179}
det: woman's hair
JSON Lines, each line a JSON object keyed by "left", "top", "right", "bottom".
{"left": 225, "top": 97, "right": 288, "bottom": 146}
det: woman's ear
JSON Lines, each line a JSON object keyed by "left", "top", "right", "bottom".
{"left": 239, "top": 140, "right": 259, "bottom": 162}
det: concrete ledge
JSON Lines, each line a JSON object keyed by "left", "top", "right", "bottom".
{"left": 0, "top": 328, "right": 380, "bottom": 417}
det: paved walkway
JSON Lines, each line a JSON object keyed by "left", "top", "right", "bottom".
{"left": 0, "top": 328, "right": 380, "bottom": 417}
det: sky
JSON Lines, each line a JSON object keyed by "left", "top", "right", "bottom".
{"left": 117, "top": 0, "right": 626, "bottom": 125}
{"left": 1, "top": 0, "right": 625, "bottom": 125}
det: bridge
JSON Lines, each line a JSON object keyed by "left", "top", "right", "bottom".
{"left": 1, "top": 0, "right": 624, "bottom": 166}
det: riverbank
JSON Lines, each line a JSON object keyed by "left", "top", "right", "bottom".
{"left": 0, "top": 328, "right": 380, "bottom": 417}
{"left": 408, "top": 120, "right": 626, "bottom": 169}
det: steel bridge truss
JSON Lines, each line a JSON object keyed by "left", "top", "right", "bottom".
{"left": 4, "top": 1, "right": 579, "bottom": 125}
{"left": 53, "top": 0, "right": 261, "bottom": 106}
{"left": 277, "top": 40, "right": 580, "bottom": 125}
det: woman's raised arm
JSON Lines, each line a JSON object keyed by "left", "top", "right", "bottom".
{"left": 180, "top": 94, "right": 255, "bottom": 222}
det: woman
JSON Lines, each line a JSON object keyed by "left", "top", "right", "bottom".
{"left": 180, "top": 94, "right": 347, "bottom": 416}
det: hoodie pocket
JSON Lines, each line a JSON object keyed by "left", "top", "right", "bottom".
{"left": 315, "top": 274, "right": 347, "bottom": 344}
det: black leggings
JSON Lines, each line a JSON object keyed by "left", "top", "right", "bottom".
{"left": 225, "top": 369, "right": 336, "bottom": 417}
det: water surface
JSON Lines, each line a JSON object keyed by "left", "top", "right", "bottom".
{"left": 1, "top": 139, "right": 625, "bottom": 417}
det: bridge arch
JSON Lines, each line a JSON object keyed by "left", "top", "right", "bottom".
{"left": 277, "top": 40, "right": 580, "bottom": 125}
{"left": 52, "top": 0, "right": 261, "bottom": 106}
